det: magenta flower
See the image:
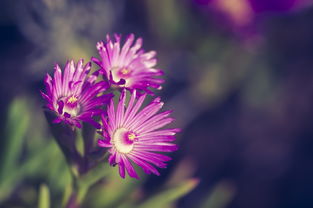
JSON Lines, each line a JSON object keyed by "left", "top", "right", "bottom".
{"left": 98, "top": 90, "right": 179, "bottom": 179}
{"left": 193, "top": 0, "right": 312, "bottom": 38}
{"left": 41, "top": 59, "right": 111, "bottom": 128}
{"left": 92, "top": 34, "right": 164, "bottom": 94}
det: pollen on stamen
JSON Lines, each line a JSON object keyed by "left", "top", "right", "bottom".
{"left": 127, "top": 133, "right": 136, "bottom": 141}
{"left": 67, "top": 95, "right": 78, "bottom": 104}
{"left": 120, "top": 68, "right": 130, "bottom": 75}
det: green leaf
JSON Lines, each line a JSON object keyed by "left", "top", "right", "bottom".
{"left": 69, "top": 162, "right": 112, "bottom": 206}
{"left": 62, "top": 183, "right": 73, "bottom": 207}
{"left": 75, "top": 128, "right": 85, "bottom": 157}
{"left": 0, "top": 98, "right": 30, "bottom": 201}
{"left": 137, "top": 178, "right": 199, "bottom": 208}
{"left": 201, "top": 181, "right": 235, "bottom": 208}
{"left": 84, "top": 167, "right": 140, "bottom": 208}
{"left": 38, "top": 184, "right": 50, "bottom": 208}
{"left": 0, "top": 140, "right": 57, "bottom": 202}
{"left": 79, "top": 162, "right": 111, "bottom": 188}
{"left": 0, "top": 98, "right": 30, "bottom": 180}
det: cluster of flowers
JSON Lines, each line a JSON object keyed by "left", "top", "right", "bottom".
{"left": 41, "top": 34, "right": 179, "bottom": 179}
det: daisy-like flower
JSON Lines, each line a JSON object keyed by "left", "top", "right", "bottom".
{"left": 92, "top": 34, "right": 164, "bottom": 94}
{"left": 41, "top": 59, "right": 111, "bottom": 128}
{"left": 98, "top": 90, "right": 179, "bottom": 179}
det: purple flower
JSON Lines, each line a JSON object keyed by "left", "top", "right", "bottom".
{"left": 92, "top": 34, "right": 164, "bottom": 94}
{"left": 41, "top": 59, "right": 111, "bottom": 128}
{"left": 193, "top": 0, "right": 312, "bottom": 38}
{"left": 98, "top": 90, "right": 179, "bottom": 179}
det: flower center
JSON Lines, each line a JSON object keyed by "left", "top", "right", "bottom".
{"left": 127, "top": 132, "right": 136, "bottom": 140}
{"left": 117, "top": 67, "right": 132, "bottom": 79}
{"left": 67, "top": 95, "right": 78, "bottom": 104}
{"left": 112, "top": 128, "right": 137, "bottom": 154}
{"left": 110, "top": 66, "right": 134, "bottom": 88}
{"left": 58, "top": 95, "right": 81, "bottom": 117}
{"left": 120, "top": 68, "right": 130, "bottom": 75}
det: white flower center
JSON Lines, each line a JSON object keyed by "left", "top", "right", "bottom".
{"left": 112, "top": 128, "right": 137, "bottom": 154}
{"left": 56, "top": 95, "right": 81, "bottom": 117}
{"left": 110, "top": 66, "right": 134, "bottom": 87}
{"left": 64, "top": 95, "right": 81, "bottom": 116}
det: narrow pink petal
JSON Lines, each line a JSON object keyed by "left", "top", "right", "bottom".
{"left": 135, "top": 143, "right": 178, "bottom": 152}
{"left": 79, "top": 82, "right": 105, "bottom": 104}
{"left": 98, "top": 139, "right": 111, "bottom": 147}
{"left": 101, "top": 114, "right": 113, "bottom": 134}
{"left": 122, "top": 93, "right": 146, "bottom": 126}
{"left": 53, "top": 117, "right": 62, "bottom": 123}
{"left": 140, "top": 129, "right": 180, "bottom": 137}
{"left": 44, "top": 74, "right": 53, "bottom": 95}
{"left": 107, "top": 99, "right": 116, "bottom": 131}
{"left": 119, "top": 34, "right": 135, "bottom": 64}
{"left": 128, "top": 154, "right": 160, "bottom": 176}
{"left": 72, "top": 60, "right": 83, "bottom": 81}
{"left": 123, "top": 90, "right": 137, "bottom": 119}
{"left": 91, "top": 56, "right": 101, "bottom": 66}
{"left": 141, "top": 50, "right": 156, "bottom": 59}
{"left": 118, "top": 160, "right": 126, "bottom": 178}
{"left": 111, "top": 41, "right": 121, "bottom": 66}
{"left": 137, "top": 135, "right": 176, "bottom": 143}
{"left": 132, "top": 150, "right": 172, "bottom": 162}
{"left": 116, "top": 90, "right": 126, "bottom": 128}
{"left": 73, "top": 120, "right": 82, "bottom": 128}
{"left": 40, "top": 91, "right": 51, "bottom": 103}
{"left": 53, "top": 64, "right": 63, "bottom": 96}
{"left": 130, "top": 151, "right": 170, "bottom": 168}
{"left": 109, "top": 152, "right": 117, "bottom": 166}
{"left": 137, "top": 118, "right": 174, "bottom": 134}
{"left": 115, "top": 152, "right": 122, "bottom": 164}
{"left": 134, "top": 110, "right": 171, "bottom": 127}
{"left": 127, "top": 102, "right": 165, "bottom": 130}
{"left": 62, "top": 60, "right": 71, "bottom": 94}
{"left": 121, "top": 154, "right": 139, "bottom": 179}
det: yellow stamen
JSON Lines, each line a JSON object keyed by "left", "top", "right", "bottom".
{"left": 128, "top": 133, "right": 136, "bottom": 141}
{"left": 67, "top": 95, "right": 78, "bottom": 104}
{"left": 120, "top": 68, "right": 129, "bottom": 75}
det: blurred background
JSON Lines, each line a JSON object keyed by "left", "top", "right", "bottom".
{"left": 1, "top": 0, "right": 313, "bottom": 207}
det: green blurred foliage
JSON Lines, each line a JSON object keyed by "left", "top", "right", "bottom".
{"left": 38, "top": 184, "right": 50, "bottom": 208}
{"left": 0, "top": 96, "right": 199, "bottom": 207}
{"left": 201, "top": 181, "right": 235, "bottom": 208}
{"left": 136, "top": 178, "right": 199, "bottom": 208}
{"left": 0, "top": 97, "right": 71, "bottom": 206}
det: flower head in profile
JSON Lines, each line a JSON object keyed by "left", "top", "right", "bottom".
{"left": 41, "top": 59, "right": 111, "bottom": 128}
{"left": 98, "top": 90, "right": 179, "bottom": 179}
{"left": 92, "top": 34, "right": 164, "bottom": 94}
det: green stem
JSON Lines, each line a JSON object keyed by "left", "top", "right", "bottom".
{"left": 65, "top": 153, "right": 110, "bottom": 208}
